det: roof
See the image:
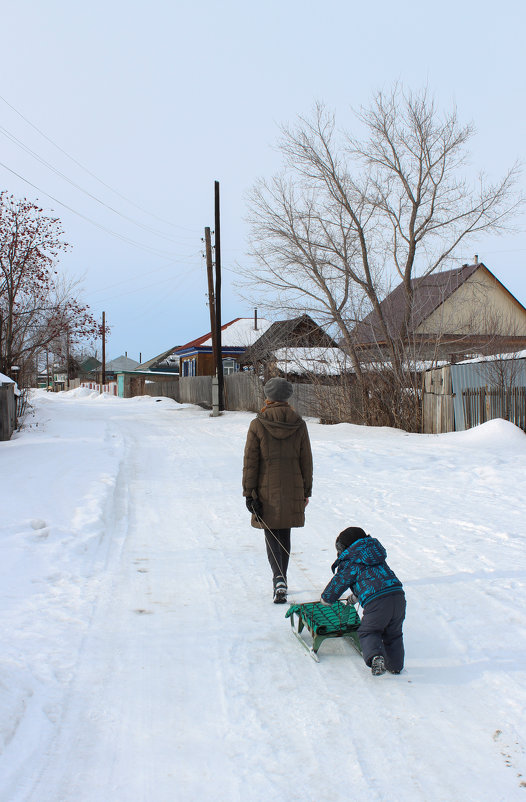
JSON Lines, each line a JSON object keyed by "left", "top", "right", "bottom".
{"left": 138, "top": 346, "right": 181, "bottom": 371}
{"left": 0, "top": 372, "right": 20, "bottom": 395}
{"left": 94, "top": 355, "right": 140, "bottom": 372}
{"left": 177, "top": 317, "right": 272, "bottom": 355}
{"left": 273, "top": 347, "right": 352, "bottom": 376}
{"left": 80, "top": 357, "right": 101, "bottom": 372}
{"left": 456, "top": 349, "right": 526, "bottom": 365}
{"left": 241, "top": 314, "right": 337, "bottom": 363}
{"left": 353, "top": 263, "right": 481, "bottom": 344}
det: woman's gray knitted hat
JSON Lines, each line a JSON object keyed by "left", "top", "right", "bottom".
{"left": 263, "top": 377, "right": 293, "bottom": 401}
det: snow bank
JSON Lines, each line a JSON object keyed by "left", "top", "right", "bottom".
{"left": 439, "top": 417, "right": 526, "bottom": 449}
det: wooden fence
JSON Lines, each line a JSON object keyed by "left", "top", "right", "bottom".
{"left": 463, "top": 387, "right": 526, "bottom": 431}
{"left": 136, "top": 373, "right": 347, "bottom": 419}
{"left": 142, "top": 380, "right": 180, "bottom": 400}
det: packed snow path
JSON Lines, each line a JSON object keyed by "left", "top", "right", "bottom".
{"left": 1, "top": 390, "right": 526, "bottom": 801}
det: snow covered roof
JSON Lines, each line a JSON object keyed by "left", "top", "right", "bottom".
{"left": 139, "top": 347, "right": 181, "bottom": 371}
{"left": 273, "top": 347, "right": 351, "bottom": 376}
{"left": 241, "top": 315, "right": 337, "bottom": 362}
{"left": 457, "top": 350, "right": 526, "bottom": 365}
{"left": 178, "top": 318, "right": 272, "bottom": 353}
{"left": 0, "top": 372, "right": 21, "bottom": 395}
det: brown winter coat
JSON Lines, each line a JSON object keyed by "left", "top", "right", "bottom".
{"left": 242, "top": 402, "right": 313, "bottom": 530}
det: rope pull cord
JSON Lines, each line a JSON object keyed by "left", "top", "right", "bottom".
{"left": 253, "top": 510, "right": 352, "bottom": 627}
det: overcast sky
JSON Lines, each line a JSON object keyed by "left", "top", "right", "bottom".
{"left": 2, "top": 0, "right": 525, "bottom": 362}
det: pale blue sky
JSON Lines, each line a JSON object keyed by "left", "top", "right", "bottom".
{"left": 2, "top": 0, "right": 525, "bottom": 360}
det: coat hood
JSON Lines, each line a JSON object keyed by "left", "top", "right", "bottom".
{"left": 331, "top": 536, "right": 387, "bottom": 573}
{"left": 257, "top": 403, "right": 305, "bottom": 440}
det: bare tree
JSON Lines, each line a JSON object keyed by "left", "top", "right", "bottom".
{"left": 240, "top": 86, "right": 522, "bottom": 429}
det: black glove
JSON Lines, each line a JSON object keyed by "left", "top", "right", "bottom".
{"left": 245, "top": 496, "right": 263, "bottom": 516}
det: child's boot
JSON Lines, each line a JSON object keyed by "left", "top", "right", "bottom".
{"left": 371, "top": 655, "right": 386, "bottom": 676}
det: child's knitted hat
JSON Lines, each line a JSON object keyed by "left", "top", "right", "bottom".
{"left": 335, "top": 526, "right": 367, "bottom": 551}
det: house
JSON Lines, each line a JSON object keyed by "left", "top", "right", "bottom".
{"left": 117, "top": 347, "right": 181, "bottom": 398}
{"left": 177, "top": 317, "right": 272, "bottom": 377}
{"left": 352, "top": 261, "right": 526, "bottom": 361}
{"left": 79, "top": 356, "right": 102, "bottom": 378}
{"left": 136, "top": 347, "right": 180, "bottom": 376}
{"left": 92, "top": 355, "right": 140, "bottom": 383}
{"left": 238, "top": 314, "right": 339, "bottom": 381}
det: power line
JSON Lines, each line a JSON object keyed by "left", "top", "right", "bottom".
{"left": 0, "top": 92, "right": 200, "bottom": 235}
{"left": 0, "top": 124, "right": 192, "bottom": 245}
{"left": 0, "top": 159, "right": 183, "bottom": 259}
{"left": 91, "top": 262, "right": 199, "bottom": 304}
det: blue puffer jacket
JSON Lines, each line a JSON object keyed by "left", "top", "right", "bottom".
{"left": 321, "top": 536, "right": 403, "bottom": 608}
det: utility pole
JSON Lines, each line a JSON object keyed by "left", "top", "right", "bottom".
{"left": 101, "top": 311, "right": 106, "bottom": 393}
{"left": 214, "top": 181, "right": 224, "bottom": 410}
{"left": 204, "top": 226, "right": 218, "bottom": 371}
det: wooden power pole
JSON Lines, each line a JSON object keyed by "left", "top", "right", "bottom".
{"left": 204, "top": 226, "right": 218, "bottom": 371}
{"left": 214, "top": 181, "right": 224, "bottom": 410}
{"left": 101, "top": 311, "right": 106, "bottom": 393}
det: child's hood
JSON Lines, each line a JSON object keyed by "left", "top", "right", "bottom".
{"left": 331, "top": 536, "right": 387, "bottom": 572}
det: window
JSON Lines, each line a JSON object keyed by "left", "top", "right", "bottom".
{"left": 222, "top": 358, "right": 238, "bottom": 375}
{"left": 182, "top": 358, "right": 196, "bottom": 377}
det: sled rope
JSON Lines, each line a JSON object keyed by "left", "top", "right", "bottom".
{"left": 253, "top": 510, "right": 357, "bottom": 635}
{"left": 254, "top": 510, "right": 319, "bottom": 596}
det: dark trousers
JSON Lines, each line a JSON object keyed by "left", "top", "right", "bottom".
{"left": 358, "top": 592, "right": 406, "bottom": 672}
{"left": 264, "top": 528, "right": 291, "bottom": 585}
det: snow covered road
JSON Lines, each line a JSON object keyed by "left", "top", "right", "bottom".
{"left": 1, "top": 390, "right": 526, "bottom": 801}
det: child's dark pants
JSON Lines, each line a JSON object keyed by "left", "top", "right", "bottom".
{"left": 358, "top": 592, "right": 406, "bottom": 672}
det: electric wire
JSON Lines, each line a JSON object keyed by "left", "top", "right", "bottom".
{"left": 0, "top": 159, "right": 183, "bottom": 259}
{"left": 0, "top": 92, "right": 200, "bottom": 234}
{"left": 0, "top": 125, "right": 192, "bottom": 245}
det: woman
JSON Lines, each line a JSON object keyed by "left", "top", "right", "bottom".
{"left": 242, "top": 377, "right": 313, "bottom": 603}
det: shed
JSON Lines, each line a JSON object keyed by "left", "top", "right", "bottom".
{"left": 422, "top": 352, "right": 526, "bottom": 433}
{"left": 239, "top": 315, "right": 338, "bottom": 380}
{"left": 0, "top": 372, "right": 18, "bottom": 441}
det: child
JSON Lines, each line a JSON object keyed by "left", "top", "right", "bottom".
{"left": 321, "top": 526, "right": 406, "bottom": 676}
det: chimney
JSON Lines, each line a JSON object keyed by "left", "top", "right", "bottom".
{"left": 474, "top": 254, "right": 479, "bottom": 265}
{"left": 254, "top": 308, "right": 258, "bottom": 330}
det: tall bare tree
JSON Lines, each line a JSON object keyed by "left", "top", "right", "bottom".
{"left": 241, "top": 86, "right": 522, "bottom": 429}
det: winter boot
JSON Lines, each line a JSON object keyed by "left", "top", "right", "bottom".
{"left": 273, "top": 577, "right": 287, "bottom": 604}
{"left": 371, "top": 655, "right": 386, "bottom": 676}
